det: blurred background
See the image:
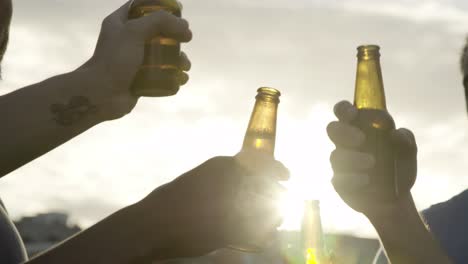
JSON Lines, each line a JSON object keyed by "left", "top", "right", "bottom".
{"left": 2, "top": 0, "right": 468, "bottom": 262}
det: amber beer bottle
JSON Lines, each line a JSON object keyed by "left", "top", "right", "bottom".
{"left": 354, "top": 45, "right": 397, "bottom": 201}
{"left": 230, "top": 87, "right": 281, "bottom": 252}
{"left": 129, "top": 0, "right": 182, "bottom": 97}
{"left": 302, "top": 200, "right": 326, "bottom": 264}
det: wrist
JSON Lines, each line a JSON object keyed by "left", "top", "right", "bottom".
{"left": 364, "top": 195, "right": 453, "bottom": 264}
{"left": 70, "top": 66, "right": 113, "bottom": 123}
{"left": 76, "top": 62, "right": 139, "bottom": 122}
{"left": 366, "top": 194, "right": 426, "bottom": 232}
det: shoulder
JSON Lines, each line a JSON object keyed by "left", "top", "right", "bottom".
{"left": 0, "top": 200, "right": 28, "bottom": 263}
{"left": 422, "top": 190, "right": 468, "bottom": 264}
{"left": 422, "top": 190, "right": 468, "bottom": 224}
{"left": 374, "top": 191, "right": 468, "bottom": 264}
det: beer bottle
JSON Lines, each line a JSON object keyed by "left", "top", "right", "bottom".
{"left": 230, "top": 87, "right": 281, "bottom": 252}
{"left": 128, "top": 0, "right": 182, "bottom": 97}
{"left": 302, "top": 200, "right": 326, "bottom": 264}
{"left": 353, "top": 45, "right": 397, "bottom": 201}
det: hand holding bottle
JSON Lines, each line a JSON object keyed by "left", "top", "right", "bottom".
{"left": 81, "top": 0, "right": 192, "bottom": 121}
{"left": 138, "top": 155, "right": 289, "bottom": 259}
{"left": 327, "top": 101, "right": 417, "bottom": 218}
{"left": 328, "top": 102, "right": 452, "bottom": 264}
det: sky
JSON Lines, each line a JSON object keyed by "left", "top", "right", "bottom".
{"left": 1, "top": 0, "right": 468, "bottom": 239}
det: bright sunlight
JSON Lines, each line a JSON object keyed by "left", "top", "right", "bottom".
{"left": 276, "top": 104, "right": 337, "bottom": 230}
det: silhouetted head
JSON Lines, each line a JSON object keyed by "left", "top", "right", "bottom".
{"left": 0, "top": 0, "right": 12, "bottom": 78}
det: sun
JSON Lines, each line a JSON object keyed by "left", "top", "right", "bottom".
{"left": 275, "top": 103, "right": 337, "bottom": 230}
{"left": 278, "top": 188, "right": 306, "bottom": 230}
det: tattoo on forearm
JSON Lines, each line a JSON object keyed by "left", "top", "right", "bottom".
{"left": 51, "top": 96, "right": 98, "bottom": 126}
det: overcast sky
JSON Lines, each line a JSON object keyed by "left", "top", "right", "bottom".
{"left": 1, "top": 0, "right": 468, "bottom": 238}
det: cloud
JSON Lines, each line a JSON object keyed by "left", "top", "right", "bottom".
{"left": 340, "top": 0, "right": 468, "bottom": 29}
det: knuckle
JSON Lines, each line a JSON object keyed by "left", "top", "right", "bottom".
{"left": 330, "top": 149, "right": 340, "bottom": 163}
{"left": 279, "top": 164, "right": 290, "bottom": 178}
{"left": 186, "top": 29, "right": 193, "bottom": 41}
{"left": 396, "top": 128, "right": 418, "bottom": 152}
{"left": 339, "top": 100, "right": 352, "bottom": 107}
{"left": 400, "top": 128, "right": 416, "bottom": 141}
{"left": 326, "top": 121, "right": 339, "bottom": 137}
{"left": 343, "top": 108, "right": 358, "bottom": 122}
{"left": 180, "top": 18, "right": 189, "bottom": 29}
{"left": 180, "top": 72, "right": 190, "bottom": 83}
{"left": 331, "top": 176, "right": 342, "bottom": 190}
{"left": 334, "top": 100, "right": 351, "bottom": 115}
{"left": 209, "top": 156, "right": 231, "bottom": 164}
{"left": 101, "top": 15, "right": 114, "bottom": 28}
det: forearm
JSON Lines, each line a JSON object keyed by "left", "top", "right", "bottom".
{"left": 0, "top": 67, "right": 108, "bottom": 177}
{"left": 26, "top": 202, "right": 171, "bottom": 264}
{"left": 368, "top": 197, "right": 452, "bottom": 264}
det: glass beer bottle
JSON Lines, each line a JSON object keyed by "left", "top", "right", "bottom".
{"left": 353, "top": 45, "right": 397, "bottom": 201}
{"left": 230, "top": 87, "right": 281, "bottom": 252}
{"left": 128, "top": 0, "right": 182, "bottom": 97}
{"left": 302, "top": 200, "right": 326, "bottom": 264}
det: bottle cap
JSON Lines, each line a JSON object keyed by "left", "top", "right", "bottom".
{"left": 357, "top": 45, "right": 381, "bottom": 60}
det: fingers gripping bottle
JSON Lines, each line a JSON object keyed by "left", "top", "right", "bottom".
{"left": 353, "top": 45, "right": 397, "bottom": 201}
{"left": 129, "top": 0, "right": 182, "bottom": 97}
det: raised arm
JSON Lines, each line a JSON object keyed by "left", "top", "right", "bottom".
{"left": 368, "top": 196, "right": 451, "bottom": 264}
{"left": 0, "top": 1, "right": 192, "bottom": 177}
{"left": 327, "top": 101, "right": 452, "bottom": 264}
{"left": 26, "top": 154, "right": 290, "bottom": 264}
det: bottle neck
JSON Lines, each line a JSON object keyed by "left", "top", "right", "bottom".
{"left": 354, "top": 46, "right": 388, "bottom": 111}
{"left": 241, "top": 97, "right": 279, "bottom": 154}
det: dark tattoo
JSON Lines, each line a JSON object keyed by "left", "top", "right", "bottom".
{"left": 51, "top": 96, "right": 98, "bottom": 126}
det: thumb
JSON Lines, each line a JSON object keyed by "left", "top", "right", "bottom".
{"left": 235, "top": 151, "right": 290, "bottom": 181}
{"left": 390, "top": 128, "right": 418, "bottom": 194}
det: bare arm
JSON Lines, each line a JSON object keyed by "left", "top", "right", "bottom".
{"left": 25, "top": 203, "right": 162, "bottom": 264}
{"left": 369, "top": 196, "right": 451, "bottom": 264}
{"left": 26, "top": 155, "right": 290, "bottom": 264}
{"left": 0, "top": 68, "right": 106, "bottom": 177}
{"left": 327, "top": 101, "right": 452, "bottom": 264}
{"left": 0, "top": 0, "right": 192, "bottom": 177}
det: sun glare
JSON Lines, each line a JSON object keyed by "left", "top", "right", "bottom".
{"left": 278, "top": 190, "right": 305, "bottom": 230}
{"left": 276, "top": 103, "right": 336, "bottom": 231}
